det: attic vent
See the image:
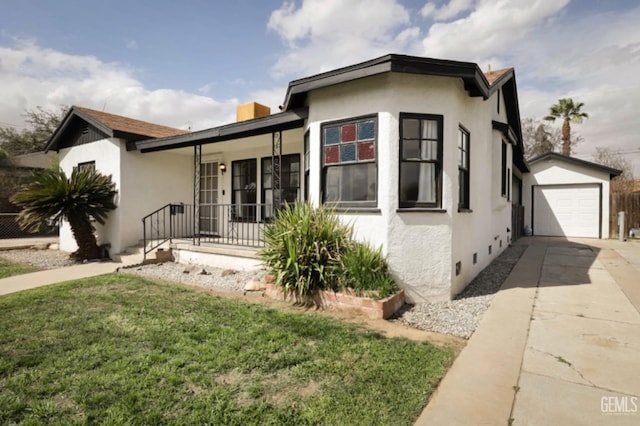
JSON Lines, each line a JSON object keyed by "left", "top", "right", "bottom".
{"left": 82, "top": 126, "right": 89, "bottom": 135}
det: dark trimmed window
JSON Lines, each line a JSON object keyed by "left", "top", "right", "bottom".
{"left": 76, "top": 161, "right": 95, "bottom": 173}
{"left": 304, "top": 131, "right": 310, "bottom": 201}
{"left": 322, "top": 115, "right": 377, "bottom": 207}
{"left": 262, "top": 154, "right": 300, "bottom": 209}
{"left": 232, "top": 159, "right": 257, "bottom": 222}
{"left": 501, "top": 141, "right": 508, "bottom": 197}
{"left": 458, "top": 126, "right": 470, "bottom": 210}
{"left": 399, "top": 114, "right": 443, "bottom": 208}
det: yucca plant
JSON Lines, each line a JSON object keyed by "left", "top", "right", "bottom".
{"left": 338, "top": 242, "right": 398, "bottom": 299}
{"left": 260, "top": 202, "right": 352, "bottom": 304}
{"left": 11, "top": 167, "right": 117, "bottom": 260}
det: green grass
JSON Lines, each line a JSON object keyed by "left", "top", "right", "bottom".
{"left": 0, "top": 274, "right": 454, "bottom": 425}
{"left": 0, "top": 257, "right": 39, "bottom": 279}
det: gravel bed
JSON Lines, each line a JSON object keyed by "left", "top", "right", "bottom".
{"left": 392, "top": 243, "right": 528, "bottom": 339}
{"left": 121, "top": 262, "right": 265, "bottom": 294}
{"left": 1, "top": 242, "right": 527, "bottom": 340}
{"left": 0, "top": 248, "right": 77, "bottom": 269}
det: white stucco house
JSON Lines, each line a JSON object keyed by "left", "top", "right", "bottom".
{"left": 44, "top": 54, "right": 619, "bottom": 302}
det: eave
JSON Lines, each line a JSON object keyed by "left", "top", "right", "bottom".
{"left": 528, "top": 152, "right": 621, "bottom": 179}
{"left": 283, "top": 54, "right": 492, "bottom": 110}
{"left": 133, "top": 107, "right": 309, "bottom": 153}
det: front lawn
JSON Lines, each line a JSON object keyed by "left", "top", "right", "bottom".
{"left": 0, "top": 257, "right": 39, "bottom": 279}
{"left": 0, "top": 274, "right": 454, "bottom": 425}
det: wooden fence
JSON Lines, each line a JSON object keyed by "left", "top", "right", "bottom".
{"left": 610, "top": 192, "right": 640, "bottom": 239}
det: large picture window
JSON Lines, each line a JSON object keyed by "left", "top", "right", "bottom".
{"left": 232, "top": 159, "right": 257, "bottom": 221}
{"left": 399, "top": 114, "right": 443, "bottom": 208}
{"left": 322, "top": 116, "right": 377, "bottom": 207}
{"left": 458, "top": 126, "right": 470, "bottom": 210}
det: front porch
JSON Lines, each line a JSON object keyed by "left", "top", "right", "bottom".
{"left": 141, "top": 202, "right": 272, "bottom": 261}
{"left": 134, "top": 105, "right": 308, "bottom": 263}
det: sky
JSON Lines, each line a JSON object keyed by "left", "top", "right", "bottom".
{"left": 1, "top": 0, "right": 639, "bottom": 173}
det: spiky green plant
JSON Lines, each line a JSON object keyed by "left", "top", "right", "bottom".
{"left": 11, "top": 167, "right": 117, "bottom": 260}
{"left": 260, "top": 202, "right": 352, "bottom": 304}
{"left": 339, "top": 242, "right": 398, "bottom": 299}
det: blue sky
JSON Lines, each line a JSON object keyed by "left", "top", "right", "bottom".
{"left": 1, "top": 0, "right": 639, "bottom": 171}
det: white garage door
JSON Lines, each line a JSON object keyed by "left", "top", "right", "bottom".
{"left": 533, "top": 184, "right": 600, "bottom": 238}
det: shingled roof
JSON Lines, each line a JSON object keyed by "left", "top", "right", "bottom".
{"left": 45, "top": 106, "right": 187, "bottom": 152}
{"left": 75, "top": 106, "right": 187, "bottom": 139}
{"left": 484, "top": 67, "right": 513, "bottom": 86}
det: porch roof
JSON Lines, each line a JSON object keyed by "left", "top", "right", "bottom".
{"left": 132, "top": 107, "right": 308, "bottom": 153}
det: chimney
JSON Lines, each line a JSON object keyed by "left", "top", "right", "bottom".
{"left": 487, "top": 64, "right": 492, "bottom": 73}
{"left": 236, "top": 102, "right": 271, "bottom": 122}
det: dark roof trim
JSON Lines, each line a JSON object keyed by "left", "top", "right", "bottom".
{"left": 134, "top": 107, "right": 308, "bottom": 153}
{"left": 528, "top": 152, "right": 622, "bottom": 178}
{"left": 283, "top": 54, "right": 494, "bottom": 109}
{"left": 492, "top": 121, "right": 518, "bottom": 144}
{"left": 45, "top": 107, "right": 114, "bottom": 152}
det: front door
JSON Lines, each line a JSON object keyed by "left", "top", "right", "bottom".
{"left": 199, "top": 161, "right": 219, "bottom": 235}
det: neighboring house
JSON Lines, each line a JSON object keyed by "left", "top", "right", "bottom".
{"left": 45, "top": 106, "right": 190, "bottom": 254}
{"left": 0, "top": 151, "right": 57, "bottom": 238}
{"left": 43, "top": 54, "right": 617, "bottom": 302}
{"left": 523, "top": 152, "right": 620, "bottom": 239}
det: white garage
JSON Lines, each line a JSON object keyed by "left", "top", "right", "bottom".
{"left": 533, "top": 184, "right": 601, "bottom": 238}
{"left": 523, "top": 153, "right": 621, "bottom": 239}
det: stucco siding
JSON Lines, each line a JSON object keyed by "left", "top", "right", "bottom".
{"left": 119, "top": 150, "right": 193, "bottom": 253}
{"left": 305, "top": 72, "right": 513, "bottom": 301}
{"left": 58, "top": 138, "right": 122, "bottom": 253}
{"left": 449, "top": 85, "right": 512, "bottom": 297}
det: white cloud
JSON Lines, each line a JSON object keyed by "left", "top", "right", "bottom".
{"left": 421, "top": 0, "right": 476, "bottom": 21}
{"left": 267, "top": 0, "right": 418, "bottom": 78}
{"left": 512, "top": 6, "right": 640, "bottom": 174}
{"left": 421, "top": 0, "right": 570, "bottom": 61}
{"left": 246, "top": 86, "right": 288, "bottom": 113}
{"left": 0, "top": 38, "right": 237, "bottom": 133}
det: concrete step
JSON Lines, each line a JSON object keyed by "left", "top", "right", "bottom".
{"left": 111, "top": 251, "right": 144, "bottom": 266}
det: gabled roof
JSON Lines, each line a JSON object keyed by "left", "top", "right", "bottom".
{"left": 45, "top": 106, "right": 187, "bottom": 152}
{"left": 484, "top": 67, "right": 513, "bottom": 86}
{"left": 528, "top": 152, "right": 622, "bottom": 179}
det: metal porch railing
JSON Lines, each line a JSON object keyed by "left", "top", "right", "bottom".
{"left": 142, "top": 203, "right": 272, "bottom": 260}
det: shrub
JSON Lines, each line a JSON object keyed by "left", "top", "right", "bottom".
{"left": 260, "top": 203, "right": 400, "bottom": 304}
{"left": 338, "top": 242, "right": 398, "bottom": 299}
{"left": 260, "top": 202, "right": 352, "bottom": 304}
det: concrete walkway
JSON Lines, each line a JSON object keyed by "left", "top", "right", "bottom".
{"left": 0, "top": 238, "right": 121, "bottom": 296}
{"left": 417, "top": 237, "right": 640, "bottom": 425}
{"left": 0, "top": 262, "right": 121, "bottom": 296}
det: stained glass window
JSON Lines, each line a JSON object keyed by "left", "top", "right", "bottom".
{"left": 322, "top": 116, "right": 377, "bottom": 207}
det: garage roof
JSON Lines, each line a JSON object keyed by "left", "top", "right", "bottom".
{"left": 528, "top": 152, "right": 622, "bottom": 179}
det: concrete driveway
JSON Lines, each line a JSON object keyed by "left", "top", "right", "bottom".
{"left": 417, "top": 237, "right": 640, "bottom": 425}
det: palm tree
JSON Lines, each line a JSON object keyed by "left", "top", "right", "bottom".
{"left": 11, "top": 167, "right": 117, "bottom": 260}
{"left": 544, "top": 98, "right": 588, "bottom": 156}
